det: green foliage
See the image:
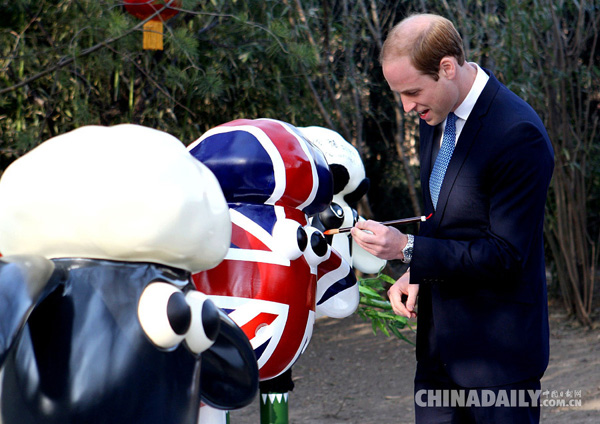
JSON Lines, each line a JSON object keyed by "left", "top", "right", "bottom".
{"left": 0, "top": 1, "right": 414, "bottom": 214}
{"left": 0, "top": 0, "right": 327, "bottom": 160}
{"left": 357, "top": 273, "right": 414, "bottom": 345}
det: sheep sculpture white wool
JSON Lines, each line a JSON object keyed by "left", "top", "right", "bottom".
{"left": 0, "top": 124, "right": 231, "bottom": 273}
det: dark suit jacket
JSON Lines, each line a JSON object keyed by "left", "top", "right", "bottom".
{"left": 410, "top": 70, "right": 554, "bottom": 388}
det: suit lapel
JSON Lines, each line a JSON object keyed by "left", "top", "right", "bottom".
{"left": 428, "top": 70, "right": 501, "bottom": 231}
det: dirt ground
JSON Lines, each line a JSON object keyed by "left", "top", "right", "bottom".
{"left": 230, "top": 301, "right": 600, "bottom": 424}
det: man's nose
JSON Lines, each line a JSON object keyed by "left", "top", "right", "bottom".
{"left": 400, "top": 97, "right": 416, "bottom": 113}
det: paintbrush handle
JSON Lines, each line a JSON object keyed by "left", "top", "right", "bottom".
{"left": 379, "top": 216, "right": 426, "bottom": 226}
{"left": 324, "top": 214, "right": 430, "bottom": 235}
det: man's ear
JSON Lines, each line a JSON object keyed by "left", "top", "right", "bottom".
{"left": 439, "top": 57, "right": 456, "bottom": 79}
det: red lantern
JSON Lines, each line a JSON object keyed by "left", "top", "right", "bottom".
{"left": 124, "top": 0, "right": 181, "bottom": 50}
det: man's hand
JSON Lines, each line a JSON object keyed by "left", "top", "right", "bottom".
{"left": 388, "top": 271, "right": 418, "bottom": 319}
{"left": 350, "top": 220, "right": 407, "bottom": 261}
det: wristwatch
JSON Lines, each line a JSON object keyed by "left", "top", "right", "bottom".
{"left": 401, "top": 234, "right": 414, "bottom": 264}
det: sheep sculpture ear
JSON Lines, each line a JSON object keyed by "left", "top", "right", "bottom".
{"left": 328, "top": 164, "right": 351, "bottom": 195}
{"left": 343, "top": 177, "right": 370, "bottom": 206}
{"left": 0, "top": 255, "right": 59, "bottom": 366}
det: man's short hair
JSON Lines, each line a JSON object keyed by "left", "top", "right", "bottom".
{"left": 380, "top": 14, "right": 465, "bottom": 81}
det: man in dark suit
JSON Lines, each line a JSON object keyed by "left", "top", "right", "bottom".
{"left": 351, "top": 14, "right": 554, "bottom": 423}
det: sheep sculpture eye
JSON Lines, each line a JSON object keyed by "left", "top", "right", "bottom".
{"left": 137, "top": 282, "right": 220, "bottom": 355}
{"left": 138, "top": 282, "right": 191, "bottom": 350}
{"left": 272, "top": 219, "right": 308, "bottom": 260}
{"left": 302, "top": 227, "right": 331, "bottom": 267}
{"left": 184, "top": 290, "right": 220, "bottom": 354}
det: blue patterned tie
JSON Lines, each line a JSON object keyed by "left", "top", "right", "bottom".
{"left": 429, "top": 112, "right": 457, "bottom": 210}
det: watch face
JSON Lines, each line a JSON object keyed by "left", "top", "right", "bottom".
{"left": 402, "top": 236, "right": 414, "bottom": 263}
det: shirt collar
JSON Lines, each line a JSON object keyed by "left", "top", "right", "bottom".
{"left": 453, "top": 63, "right": 489, "bottom": 122}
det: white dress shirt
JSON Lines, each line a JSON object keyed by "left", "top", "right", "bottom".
{"left": 436, "top": 63, "right": 490, "bottom": 150}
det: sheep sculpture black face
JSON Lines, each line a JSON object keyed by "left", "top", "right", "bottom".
{"left": 0, "top": 124, "right": 258, "bottom": 424}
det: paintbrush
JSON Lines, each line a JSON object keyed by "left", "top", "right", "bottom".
{"left": 323, "top": 213, "right": 433, "bottom": 235}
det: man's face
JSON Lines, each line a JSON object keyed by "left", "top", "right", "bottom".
{"left": 383, "top": 55, "right": 456, "bottom": 127}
